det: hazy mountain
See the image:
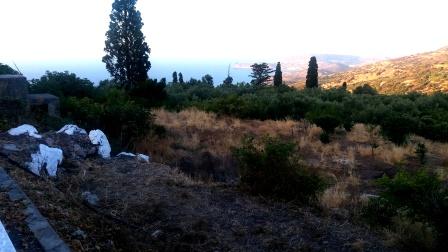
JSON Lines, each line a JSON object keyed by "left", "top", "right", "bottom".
{"left": 292, "top": 47, "right": 448, "bottom": 94}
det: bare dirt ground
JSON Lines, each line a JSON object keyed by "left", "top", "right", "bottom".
{"left": 0, "top": 157, "right": 392, "bottom": 251}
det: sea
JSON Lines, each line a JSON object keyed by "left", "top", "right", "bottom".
{"left": 18, "top": 60, "right": 252, "bottom": 85}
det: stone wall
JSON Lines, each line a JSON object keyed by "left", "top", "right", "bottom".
{"left": 0, "top": 75, "right": 28, "bottom": 101}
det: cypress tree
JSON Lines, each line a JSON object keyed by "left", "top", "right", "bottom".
{"left": 273, "top": 62, "right": 283, "bottom": 87}
{"left": 172, "top": 71, "right": 178, "bottom": 83}
{"left": 103, "top": 0, "right": 151, "bottom": 90}
{"left": 178, "top": 72, "right": 184, "bottom": 84}
{"left": 305, "top": 56, "right": 318, "bottom": 88}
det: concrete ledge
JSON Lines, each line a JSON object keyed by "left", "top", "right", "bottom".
{"left": 0, "top": 219, "right": 16, "bottom": 252}
{"left": 0, "top": 168, "right": 70, "bottom": 252}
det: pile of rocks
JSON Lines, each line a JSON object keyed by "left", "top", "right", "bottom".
{"left": 0, "top": 124, "right": 149, "bottom": 177}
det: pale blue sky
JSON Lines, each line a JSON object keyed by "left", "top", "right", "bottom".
{"left": 1, "top": 0, "right": 448, "bottom": 64}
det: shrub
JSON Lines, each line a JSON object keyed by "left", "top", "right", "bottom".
{"left": 353, "top": 84, "right": 378, "bottom": 95}
{"left": 29, "top": 71, "right": 96, "bottom": 98}
{"left": 415, "top": 143, "right": 427, "bottom": 164}
{"left": 233, "top": 137, "right": 326, "bottom": 202}
{"left": 62, "top": 88, "right": 151, "bottom": 149}
{"left": 380, "top": 113, "right": 415, "bottom": 145}
{"left": 363, "top": 170, "right": 448, "bottom": 250}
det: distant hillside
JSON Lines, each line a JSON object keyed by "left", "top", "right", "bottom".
{"left": 233, "top": 54, "right": 375, "bottom": 83}
{"left": 294, "top": 47, "right": 448, "bottom": 94}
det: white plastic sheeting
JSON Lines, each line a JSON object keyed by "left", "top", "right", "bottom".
{"left": 117, "top": 152, "right": 136, "bottom": 157}
{"left": 8, "top": 124, "right": 42, "bottom": 138}
{"left": 88, "top": 130, "right": 111, "bottom": 159}
{"left": 27, "top": 144, "right": 63, "bottom": 177}
{"left": 117, "top": 152, "right": 150, "bottom": 163}
{"left": 57, "top": 124, "right": 87, "bottom": 135}
{"left": 0, "top": 220, "right": 15, "bottom": 252}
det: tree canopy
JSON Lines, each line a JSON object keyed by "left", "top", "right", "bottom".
{"left": 103, "top": 0, "right": 151, "bottom": 90}
{"left": 250, "top": 63, "right": 274, "bottom": 86}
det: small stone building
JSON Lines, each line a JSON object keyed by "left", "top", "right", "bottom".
{"left": 0, "top": 75, "right": 60, "bottom": 117}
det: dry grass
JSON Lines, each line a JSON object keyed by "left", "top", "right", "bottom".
{"left": 137, "top": 108, "right": 306, "bottom": 161}
{"left": 136, "top": 108, "right": 448, "bottom": 186}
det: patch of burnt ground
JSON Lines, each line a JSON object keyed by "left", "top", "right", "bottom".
{"left": 0, "top": 156, "right": 395, "bottom": 252}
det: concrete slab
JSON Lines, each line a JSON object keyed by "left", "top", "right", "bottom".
{"left": 0, "top": 219, "right": 16, "bottom": 252}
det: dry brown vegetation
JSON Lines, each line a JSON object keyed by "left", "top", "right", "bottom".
{"left": 137, "top": 109, "right": 448, "bottom": 213}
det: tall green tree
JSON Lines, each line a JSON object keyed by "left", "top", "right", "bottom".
{"left": 172, "top": 71, "right": 178, "bottom": 83}
{"left": 305, "top": 56, "right": 318, "bottom": 88}
{"left": 250, "top": 63, "right": 274, "bottom": 86}
{"left": 178, "top": 72, "right": 184, "bottom": 84}
{"left": 103, "top": 0, "right": 151, "bottom": 90}
{"left": 273, "top": 62, "right": 283, "bottom": 87}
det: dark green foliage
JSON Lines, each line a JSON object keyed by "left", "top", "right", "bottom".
{"left": 305, "top": 56, "right": 318, "bottom": 88}
{"left": 307, "top": 113, "right": 342, "bottom": 134}
{"left": 128, "top": 79, "right": 167, "bottom": 107}
{"left": 201, "top": 74, "right": 214, "bottom": 86}
{"left": 249, "top": 63, "right": 274, "bottom": 86}
{"left": 273, "top": 62, "right": 282, "bottom": 87}
{"left": 223, "top": 76, "right": 233, "bottom": 86}
{"left": 0, "top": 63, "right": 19, "bottom": 75}
{"left": 363, "top": 170, "right": 448, "bottom": 250}
{"left": 62, "top": 87, "right": 151, "bottom": 148}
{"left": 28, "top": 71, "right": 158, "bottom": 149}
{"left": 380, "top": 113, "right": 415, "bottom": 145}
{"left": 415, "top": 143, "right": 428, "bottom": 164}
{"left": 178, "top": 72, "right": 184, "bottom": 84}
{"left": 29, "top": 71, "right": 96, "bottom": 98}
{"left": 172, "top": 71, "right": 178, "bottom": 84}
{"left": 233, "top": 137, "right": 326, "bottom": 202}
{"left": 353, "top": 84, "right": 378, "bottom": 95}
{"left": 103, "top": 0, "right": 151, "bottom": 89}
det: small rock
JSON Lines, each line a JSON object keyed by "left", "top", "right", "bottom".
{"left": 151, "top": 230, "right": 163, "bottom": 239}
{"left": 2, "top": 143, "right": 19, "bottom": 152}
{"left": 82, "top": 191, "right": 99, "bottom": 206}
{"left": 71, "top": 228, "right": 87, "bottom": 239}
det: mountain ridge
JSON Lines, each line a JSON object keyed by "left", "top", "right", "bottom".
{"left": 292, "top": 47, "right": 448, "bottom": 94}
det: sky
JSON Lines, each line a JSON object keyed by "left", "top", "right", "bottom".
{"left": 1, "top": 0, "right": 448, "bottom": 75}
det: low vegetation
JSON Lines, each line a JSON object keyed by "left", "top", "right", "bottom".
{"left": 233, "top": 137, "right": 325, "bottom": 202}
{"left": 28, "top": 71, "right": 166, "bottom": 149}
{"left": 363, "top": 170, "right": 448, "bottom": 251}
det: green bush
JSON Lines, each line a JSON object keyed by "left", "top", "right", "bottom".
{"left": 353, "top": 84, "right": 378, "bottom": 95}
{"left": 363, "top": 170, "right": 448, "bottom": 250}
{"left": 61, "top": 87, "right": 151, "bottom": 148}
{"left": 29, "top": 71, "right": 97, "bottom": 98}
{"left": 233, "top": 137, "right": 326, "bottom": 202}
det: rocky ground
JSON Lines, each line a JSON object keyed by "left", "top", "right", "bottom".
{"left": 0, "top": 126, "right": 396, "bottom": 251}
